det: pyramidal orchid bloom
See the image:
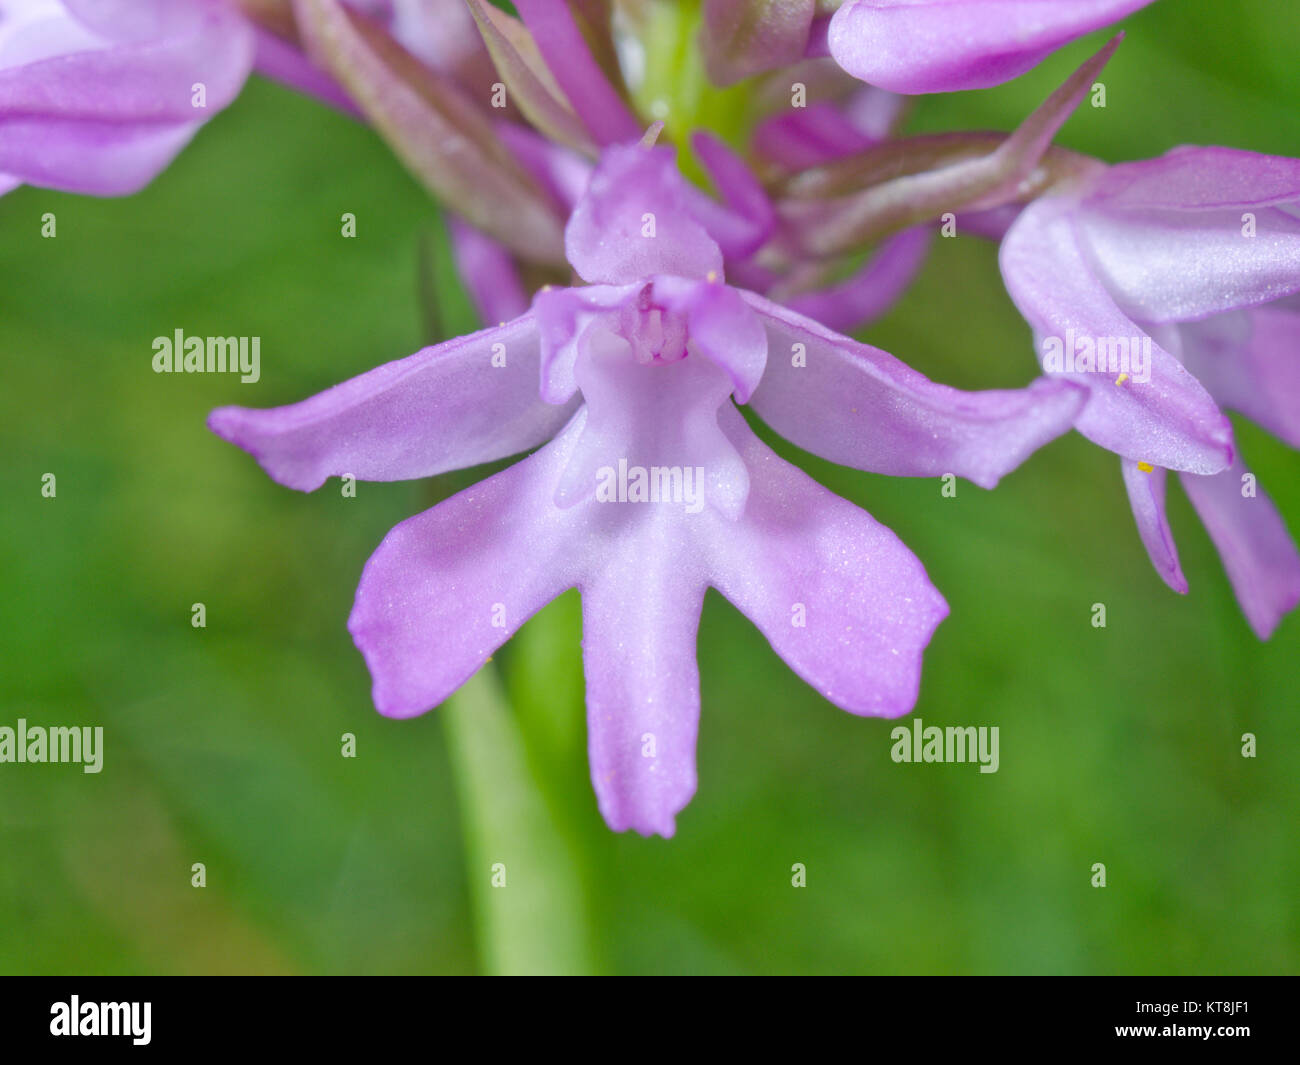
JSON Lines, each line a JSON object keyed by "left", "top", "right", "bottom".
{"left": 1000, "top": 146, "right": 1300, "bottom": 637}
{"left": 827, "top": 0, "right": 1155, "bottom": 94}
{"left": 210, "top": 131, "right": 1085, "bottom": 837}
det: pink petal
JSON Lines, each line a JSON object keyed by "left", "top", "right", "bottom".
{"left": 1121, "top": 458, "right": 1187, "bottom": 593}
{"left": 779, "top": 226, "right": 930, "bottom": 333}
{"left": 828, "top": 0, "right": 1152, "bottom": 94}
{"left": 709, "top": 405, "right": 949, "bottom": 715}
{"left": 743, "top": 291, "right": 1087, "bottom": 488}
{"left": 580, "top": 534, "right": 705, "bottom": 838}
{"left": 513, "top": 0, "right": 640, "bottom": 146}
{"left": 0, "top": 116, "right": 198, "bottom": 195}
{"left": 0, "top": 1, "right": 253, "bottom": 121}
{"left": 534, "top": 282, "right": 642, "bottom": 404}
{"left": 209, "top": 315, "right": 578, "bottom": 491}
{"left": 1181, "top": 458, "right": 1300, "bottom": 640}
{"left": 687, "top": 130, "right": 775, "bottom": 261}
{"left": 565, "top": 141, "right": 724, "bottom": 285}
{"left": 548, "top": 304, "right": 751, "bottom": 518}
{"left": 349, "top": 414, "right": 585, "bottom": 717}
{"left": 1089, "top": 146, "right": 1300, "bottom": 211}
{"left": 1178, "top": 306, "right": 1300, "bottom": 451}
{"left": 447, "top": 216, "right": 530, "bottom": 326}
{"left": 0, "top": 0, "right": 253, "bottom": 193}
{"left": 1076, "top": 199, "right": 1300, "bottom": 324}
{"left": 1000, "top": 196, "right": 1235, "bottom": 473}
{"left": 751, "top": 96, "right": 886, "bottom": 170}
{"left": 652, "top": 275, "right": 768, "bottom": 402}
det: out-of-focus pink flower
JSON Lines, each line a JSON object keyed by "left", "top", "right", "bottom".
{"left": 1000, "top": 146, "right": 1300, "bottom": 637}
{"left": 828, "top": 0, "right": 1155, "bottom": 94}
{"left": 0, "top": 0, "right": 254, "bottom": 194}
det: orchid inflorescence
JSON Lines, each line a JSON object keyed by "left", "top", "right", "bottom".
{"left": 8, "top": 0, "right": 1295, "bottom": 837}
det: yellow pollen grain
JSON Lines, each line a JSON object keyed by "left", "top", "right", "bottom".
{"left": 1115, "top": 373, "right": 1128, "bottom": 385}
{"left": 1137, "top": 461, "right": 1154, "bottom": 473}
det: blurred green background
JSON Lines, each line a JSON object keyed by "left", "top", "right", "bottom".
{"left": 2, "top": 0, "right": 1297, "bottom": 975}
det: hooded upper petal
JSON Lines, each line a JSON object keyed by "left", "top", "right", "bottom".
{"left": 535, "top": 274, "right": 767, "bottom": 417}
{"left": 828, "top": 0, "right": 1153, "bottom": 94}
{"left": 565, "top": 138, "right": 724, "bottom": 285}
{"left": 209, "top": 315, "right": 578, "bottom": 491}
{"left": 742, "top": 290, "right": 1087, "bottom": 488}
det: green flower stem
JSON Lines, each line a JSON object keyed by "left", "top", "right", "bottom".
{"left": 443, "top": 655, "right": 601, "bottom": 975}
